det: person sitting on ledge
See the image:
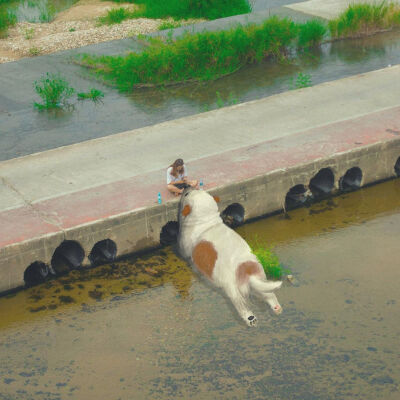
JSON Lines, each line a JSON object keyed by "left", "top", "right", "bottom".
{"left": 167, "top": 158, "right": 198, "bottom": 196}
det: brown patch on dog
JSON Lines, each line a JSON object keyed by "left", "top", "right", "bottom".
{"left": 192, "top": 241, "right": 218, "bottom": 279}
{"left": 213, "top": 196, "right": 220, "bottom": 203}
{"left": 182, "top": 204, "right": 191, "bottom": 217}
{"left": 236, "top": 261, "right": 262, "bottom": 285}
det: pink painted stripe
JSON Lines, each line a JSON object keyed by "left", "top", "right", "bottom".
{"left": 1, "top": 106, "right": 399, "bottom": 246}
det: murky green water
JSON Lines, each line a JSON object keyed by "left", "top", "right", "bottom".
{"left": 3, "top": 0, "right": 77, "bottom": 23}
{"left": 0, "top": 179, "right": 399, "bottom": 399}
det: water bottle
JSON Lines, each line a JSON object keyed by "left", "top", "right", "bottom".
{"left": 199, "top": 179, "right": 203, "bottom": 190}
{"left": 157, "top": 192, "right": 162, "bottom": 204}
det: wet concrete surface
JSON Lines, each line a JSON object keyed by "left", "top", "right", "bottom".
{"left": 1, "top": 30, "right": 400, "bottom": 161}
{"left": 0, "top": 179, "right": 399, "bottom": 400}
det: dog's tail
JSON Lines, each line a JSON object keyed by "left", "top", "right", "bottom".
{"left": 249, "top": 276, "right": 282, "bottom": 292}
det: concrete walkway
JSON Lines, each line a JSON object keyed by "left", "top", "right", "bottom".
{"left": 1, "top": 66, "right": 400, "bottom": 292}
{"left": 1, "top": 65, "right": 399, "bottom": 213}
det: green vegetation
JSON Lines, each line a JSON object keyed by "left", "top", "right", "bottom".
{"left": 0, "top": 6, "right": 16, "bottom": 37}
{"left": 252, "top": 244, "right": 290, "bottom": 281}
{"left": 79, "top": 17, "right": 299, "bottom": 90}
{"left": 79, "top": 3, "right": 400, "bottom": 90}
{"left": 159, "top": 20, "right": 182, "bottom": 30}
{"left": 39, "top": 3, "right": 56, "bottom": 23}
{"left": 77, "top": 88, "right": 105, "bottom": 102}
{"left": 215, "top": 91, "right": 238, "bottom": 108}
{"left": 329, "top": 1, "right": 400, "bottom": 38}
{"left": 297, "top": 19, "right": 327, "bottom": 48}
{"left": 110, "top": 0, "right": 251, "bottom": 20}
{"left": 33, "top": 73, "right": 75, "bottom": 111}
{"left": 98, "top": 7, "right": 132, "bottom": 25}
{"left": 29, "top": 46, "right": 41, "bottom": 56}
{"left": 24, "top": 27, "right": 34, "bottom": 39}
{"left": 289, "top": 72, "right": 312, "bottom": 89}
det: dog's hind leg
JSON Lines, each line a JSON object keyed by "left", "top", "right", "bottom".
{"left": 249, "top": 277, "right": 283, "bottom": 315}
{"left": 224, "top": 286, "right": 257, "bottom": 327}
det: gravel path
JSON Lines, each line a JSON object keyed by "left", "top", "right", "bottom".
{"left": 0, "top": 0, "right": 197, "bottom": 63}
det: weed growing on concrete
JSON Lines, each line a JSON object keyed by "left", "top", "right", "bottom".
{"left": 77, "top": 88, "right": 105, "bottom": 102}
{"left": 329, "top": 1, "right": 400, "bottom": 39}
{"left": 297, "top": 19, "right": 327, "bottom": 48}
{"left": 33, "top": 73, "right": 75, "bottom": 111}
{"left": 69, "top": 27, "right": 76, "bottom": 32}
{"left": 289, "top": 72, "right": 312, "bottom": 89}
{"left": 78, "top": 17, "right": 298, "bottom": 90}
{"left": 252, "top": 244, "right": 290, "bottom": 281}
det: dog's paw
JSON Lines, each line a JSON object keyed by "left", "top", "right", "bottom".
{"left": 246, "top": 315, "right": 258, "bottom": 327}
{"left": 272, "top": 304, "right": 283, "bottom": 315}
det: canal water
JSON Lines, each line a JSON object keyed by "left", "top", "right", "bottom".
{"left": 1, "top": 30, "right": 400, "bottom": 161}
{"left": 0, "top": 179, "right": 399, "bottom": 400}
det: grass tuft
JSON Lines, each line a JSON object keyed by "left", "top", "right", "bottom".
{"left": 297, "top": 19, "right": 327, "bottom": 48}
{"left": 78, "top": 17, "right": 298, "bottom": 90}
{"left": 98, "top": 7, "right": 133, "bottom": 25}
{"left": 33, "top": 73, "right": 75, "bottom": 111}
{"left": 252, "top": 244, "right": 290, "bottom": 281}
{"left": 329, "top": 1, "right": 400, "bottom": 38}
{"left": 159, "top": 20, "right": 182, "bottom": 30}
{"left": 77, "top": 88, "right": 105, "bottom": 102}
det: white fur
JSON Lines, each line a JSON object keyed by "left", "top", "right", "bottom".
{"left": 178, "top": 189, "right": 282, "bottom": 326}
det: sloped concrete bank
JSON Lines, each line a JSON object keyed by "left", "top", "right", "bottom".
{"left": 0, "top": 67, "right": 400, "bottom": 293}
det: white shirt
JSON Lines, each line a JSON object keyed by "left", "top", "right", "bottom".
{"left": 167, "top": 165, "right": 187, "bottom": 184}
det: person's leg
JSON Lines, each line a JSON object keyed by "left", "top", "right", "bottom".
{"left": 167, "top": 184, "right": 183, "bottom": 196}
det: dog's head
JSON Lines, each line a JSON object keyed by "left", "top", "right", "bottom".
{"left": 178, "top": 188, "right": 220, "bottom": 226}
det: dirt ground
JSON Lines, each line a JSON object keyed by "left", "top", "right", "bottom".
{"left": 0, "top": 0, "right": 178, "bottom": 63}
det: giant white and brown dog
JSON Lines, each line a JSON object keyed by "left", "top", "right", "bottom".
{"left": 178, "top": 188, "right": 283, "bottom": 326}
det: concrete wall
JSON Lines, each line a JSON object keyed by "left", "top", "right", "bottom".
{"left": 1, "top": 138, "right": 399, "bottom": 294}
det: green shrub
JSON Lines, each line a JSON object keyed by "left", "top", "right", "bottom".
{"left": 124, "top": 0, "right": 251, "bottom": 20}
{"left": 0, "top": 6, "right": 16, "bottom": 37}
{"left": 252, "top": 245, "right": 290, "bottom": 281}
{"left": 297, "top": 19, "right": 327, "bottom": 48}
{"left": 329, "top": 1, "right": 400, "bottom": 38}
{"left": 79, "top": 17, "right": 298, "bottom": 90}
{"left": 33, "top": 73, "right": 75, "bottom": 111}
